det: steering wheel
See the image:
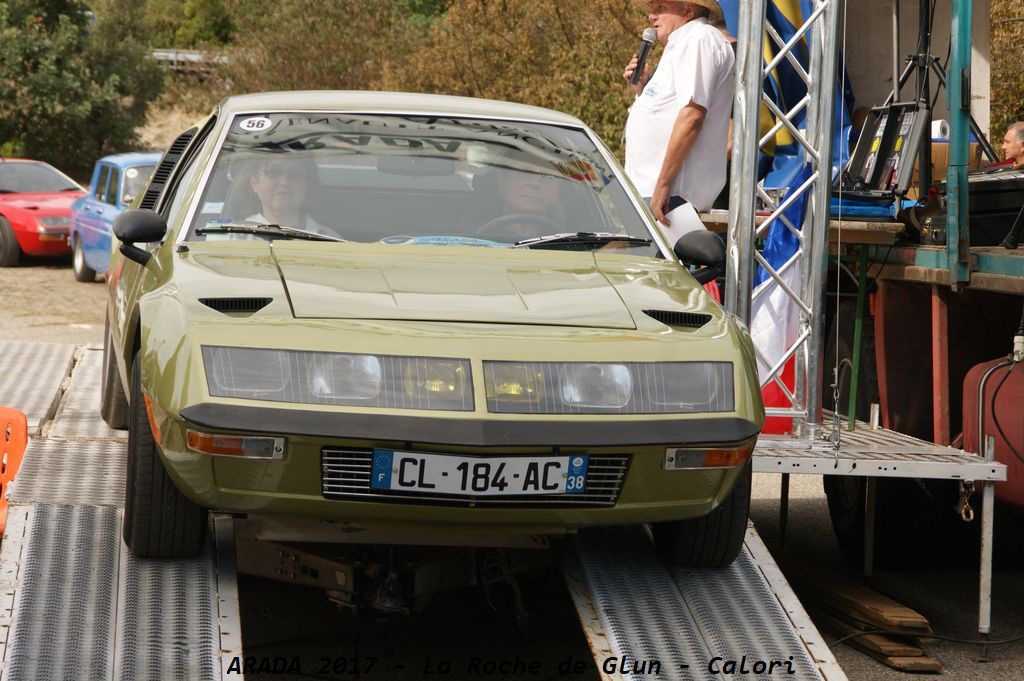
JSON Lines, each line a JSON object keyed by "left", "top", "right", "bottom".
{"left": 476, "top": 213, "right": 562, "bottom": 237}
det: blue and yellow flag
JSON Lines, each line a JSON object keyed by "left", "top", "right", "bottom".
{"left": 720, "top": 0, "right": 853, "bottom": 188}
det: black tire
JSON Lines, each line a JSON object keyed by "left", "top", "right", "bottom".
{"left": 821, "top": 302, "right": 966, "bottom": 568}
{"left": 0, "top": 218, "right": 21, "bottom": 267}
{"left": 650, "top": 461, "right": 752, "bottom": 567}
{"left": 123, "top": 351, "right": 207, "bottom": 558}
{"left": 100, "top": 319, "right": 129, "bottom": 430}
{"left": 72, "top": 236, "right": 97, "bottom": 282}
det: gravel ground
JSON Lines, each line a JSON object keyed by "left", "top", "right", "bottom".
{"left": 751, "top": 473, "right": 1024, "bottom": 681}
{"left": 0, "top": 256, "right": 106, "bottom": 345}
{"left": 3, "top": 259, "right": 1023, "bottom": 680}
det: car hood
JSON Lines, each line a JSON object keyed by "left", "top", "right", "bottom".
{"left": 272, "top": 242, "right": 640, "bottom": 329}
{"left": 173, "top": 242, "right": 715, "bottom": 332}
{"left": 0, "top": 192, "right": 82, "bottom": 212}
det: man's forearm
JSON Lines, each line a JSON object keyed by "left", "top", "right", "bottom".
{"left": 655, "top": 105, "right": 706, "bottom": 193}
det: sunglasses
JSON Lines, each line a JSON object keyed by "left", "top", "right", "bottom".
{"left": 259, "top": 165, "right": 308, "bottom": 181}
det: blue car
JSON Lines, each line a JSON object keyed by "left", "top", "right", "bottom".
{"left": 69, "top": 152, "right": 160, "bottom": 281}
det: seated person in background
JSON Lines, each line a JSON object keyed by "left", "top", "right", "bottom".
{"left": 999, "top": 121, "right": 1024, "bottom": 168}
{"left": 243, "top": 157, "right": 333, "bottom": 235}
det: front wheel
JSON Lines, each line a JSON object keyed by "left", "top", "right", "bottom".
{"left": 99, "top": 320, "right": 129, "bottom": 429}
{"left": 123, "top": 351, "right": 208, "bottom": 558}
{"left": 0, "top": 218, "right": 21, "bottom": 267}
{"left": 72, "top": 236, "right": 97, "bottom": 282}
{"left": 650, "top": 462, "right": 751, "bottom": 567}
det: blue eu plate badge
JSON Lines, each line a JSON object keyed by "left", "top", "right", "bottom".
{"left": 371, "top": 450, "right": 393, "bottom": 490}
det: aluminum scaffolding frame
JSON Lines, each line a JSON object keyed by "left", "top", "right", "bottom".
{"left": 725, "top": 1, "right": 1005, "bottom": 635}
{"left": 726, "top": 0, "right": 841, "bottom": 441}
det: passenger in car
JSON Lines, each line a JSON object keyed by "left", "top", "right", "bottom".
{"left": 243, "top": 157, "right": 334, "bottom": 235}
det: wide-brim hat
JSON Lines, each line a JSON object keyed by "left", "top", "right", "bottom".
{"left": 635, "top": 0, "right": 724, "bottom": 22}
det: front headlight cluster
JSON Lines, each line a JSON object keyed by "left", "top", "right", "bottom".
{"left": 202, "top": 346, "right": 472, "bottom": 411}
{"left": 37, "top": 216, "right": 69, "bottom": 229}
{"left": 483, "top": 360, "right": 733, "bottom": 414}
{"left": 202, "top": 347, "right": 733, "bottom": 415}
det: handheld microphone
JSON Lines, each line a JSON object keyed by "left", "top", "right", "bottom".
{"left": 629, "top": 28, "right": 657, "bottom": 85}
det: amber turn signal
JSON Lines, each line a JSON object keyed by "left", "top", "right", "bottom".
{"left": 186, "top": 429, "right": 284, "bottom": 459}
{"left": 663, "top": 441, "right": 755, "bottom": 470}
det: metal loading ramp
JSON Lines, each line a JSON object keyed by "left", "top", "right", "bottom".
{"left": 564, "top": 524, "right": 846, "bottom": 681}
{"left": 0, "top": 344, "right": 242, "bottom": 681}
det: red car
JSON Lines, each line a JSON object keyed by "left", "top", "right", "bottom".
{"left": 0, "top": 159, "right": 85, "bottom": 266}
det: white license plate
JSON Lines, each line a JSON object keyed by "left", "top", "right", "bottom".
{"left": 370, "top": 449, "right": 589, "bottom": 496}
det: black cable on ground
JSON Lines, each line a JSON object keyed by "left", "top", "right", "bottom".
{"left": 830, "top": 628, "right": 1024, "bottom": 648}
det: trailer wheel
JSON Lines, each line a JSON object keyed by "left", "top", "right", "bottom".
{"left": 0, "top": 218, "right": 21, "bottom": 267}
{"left": 822, "top": 301, "right": 966, "bottom": 567}
{"left": 123, "top": 351, "right": 207, "bottom": 558}
{"left": 650, "top": 462, "right": 751, "bottom": 567}
{"left": 99, "top": 320, "right": 129, "bottom": 430}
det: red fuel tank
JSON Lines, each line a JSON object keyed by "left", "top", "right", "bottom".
{"left": 963, "top": 359, "right": 1024, "bottom": 512}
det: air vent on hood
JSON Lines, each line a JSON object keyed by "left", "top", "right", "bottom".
{"left": 199, "top": 297, "right": 272, "bottom": 316}
{"left": 643, "top": 309, "right": 712, "bottom": 329}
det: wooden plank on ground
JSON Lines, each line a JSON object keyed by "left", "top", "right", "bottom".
{"left": 809, "top": 607, "right": 924, "bottom": 658}
{"left": 783, "top": 564, "right": 932, "bottom": 632}
{"left": 876, "top": 656, "right": 943, "bottom": 673}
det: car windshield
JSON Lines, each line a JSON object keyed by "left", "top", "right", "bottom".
{"left": 0, "top": 162, "right": 80, "bottom": 193}
{"left": 185, "top": 113, "right": 658, "bottom": 255}
{"left": 122, "top": 164, "right": 157, "bottom": 205}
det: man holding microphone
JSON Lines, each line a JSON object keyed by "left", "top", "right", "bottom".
{"left": 623, "top": 0, "right": 735, "bottom": 227}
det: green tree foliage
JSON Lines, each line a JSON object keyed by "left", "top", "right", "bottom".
{"left": 396, "top": 0, "right": 450, "bottom": 28}
{"left": 379, "top": 0, "right": 644, "bottom": 159}
{"left": 0, "top": 0, "right": 162, "bottom": 176}
{"left": 991, "top": 0, "right": 1024, "bottom": 138}
{"left": 143, "top": 0, "right": 232, "bottom": 47}
{"left": 177, "top": 0, "right": 232, "bottom": 45}
{"left": 215, "top": 0, "right": 422, "bottom": 95}
{"left": 85, "top": 0, "right": 165, "bottom": 153}
{"left": 144, "top": 0, "right": 183, "bottom": 46}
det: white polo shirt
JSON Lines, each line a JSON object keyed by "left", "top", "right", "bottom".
{"left": 624, "top": 18, "right": 735, "bottom": 211}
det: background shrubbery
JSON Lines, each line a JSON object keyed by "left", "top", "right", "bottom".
{"left": 0, "top": 0, "right": 162, "bottom": 176}
{"left": 991, "top": 0, "right": 1024, "bottom": 136}
{"left": 0, "top": 0, "right": 1021, "bottom": 176}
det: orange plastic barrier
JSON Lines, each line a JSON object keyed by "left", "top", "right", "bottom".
{"left": 0, "top": 408, "right": 28, "bottom": 536}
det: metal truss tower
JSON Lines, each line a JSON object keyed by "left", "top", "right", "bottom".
{"left": 725, "top": 0, "right": 843, "bottom": 441}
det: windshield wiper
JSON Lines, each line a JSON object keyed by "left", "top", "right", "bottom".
{"left": 513, "top": 232, "right": 652, "bottom": 249}
{"left": 58, "top": 187, "right": 82, "bottom": 192}
{"left": 195, "top": 222, "right": 346, "bottom": 242}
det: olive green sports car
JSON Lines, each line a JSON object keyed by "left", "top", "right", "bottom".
{"left": 102, "top": 91, "right": 764, "bottom": 564}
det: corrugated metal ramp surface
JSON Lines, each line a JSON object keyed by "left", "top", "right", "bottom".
{"left": 0, "top": 344, "right": 239, "bottom": 681}
{"left": 0, "top": 341, "right": 75, "bottom": 432}
{"left": 566, "top": 524, "right": 846, "bottom": 681}
{"left": 47, "top": 346, "right": 126, "bottom": 441}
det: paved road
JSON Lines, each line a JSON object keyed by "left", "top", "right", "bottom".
{"left": 3, "top": 259, "right": 1023, "bottom": 680}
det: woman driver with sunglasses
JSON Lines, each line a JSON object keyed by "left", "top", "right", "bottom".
{"left": 246, "top": 157, "right": 333, "bottom": 235}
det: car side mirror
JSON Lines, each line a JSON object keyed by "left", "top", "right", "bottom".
{"left": 113, "top": 209, "right": 167, "bottom": 266}
{"left": 673, "top": 230, "right": 725, "bottom": 285}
